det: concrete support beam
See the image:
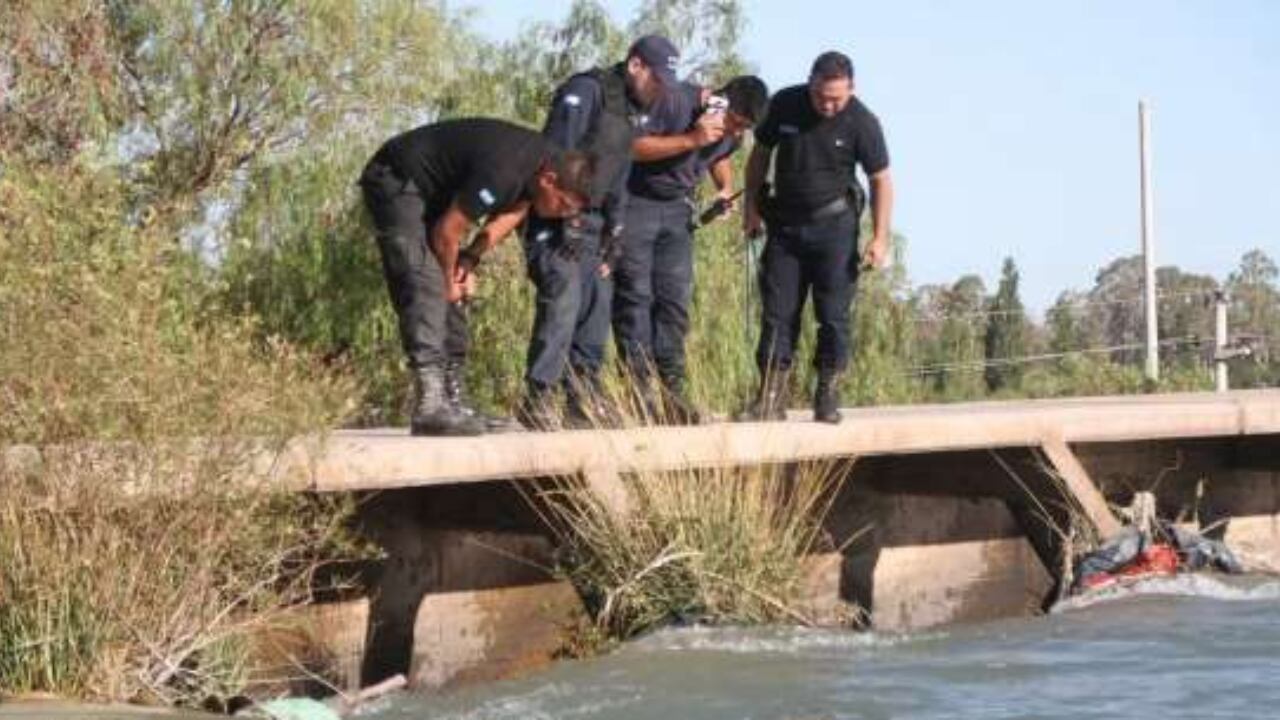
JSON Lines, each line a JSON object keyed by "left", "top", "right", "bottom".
{"left": 1040, "top": 438, "right": 1124, "bottom": 540}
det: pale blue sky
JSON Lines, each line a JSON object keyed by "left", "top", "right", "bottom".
{"left": 470, "top": 0, "right": 1279, "bottom": 313}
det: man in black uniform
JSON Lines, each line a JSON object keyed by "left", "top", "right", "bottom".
{"left": 614, "top": 75, "right": 769, "bottom": 424}
{"left": 518, "top": 35, "right": 681, "bottom": 430}
{"left": 360, "top": 118, "right": 595, "bottom": 436}
{"left": 739, "top": 51, "right": 895, "bottom": 423}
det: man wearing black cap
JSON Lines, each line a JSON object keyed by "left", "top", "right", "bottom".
{"left": 360, "top": 118, "right": 596, "bottom": 436}
{"left": 613, "top": 75, "right": 770, "bottom": 424}
{"left": 519, "top": 34, "right": 681, "bottom": 430}
{"left": 738, "top": 50, "right": 894, "bottom": 424}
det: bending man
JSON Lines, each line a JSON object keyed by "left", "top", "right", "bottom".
{"left": 361, "top": 118, "right": 595, "bottom": 436}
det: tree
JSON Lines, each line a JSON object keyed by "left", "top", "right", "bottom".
{"left": 1227, "top": 249, "right": 1280, "bottom": 384}
{"left": 984, "top": 257, "right": 1029, "bottom": 392}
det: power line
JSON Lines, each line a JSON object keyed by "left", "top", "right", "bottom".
{"left": 907, "top": 289, "right": 1218, "bottom": 325}
{"left": 903, "top": 335, "right": 1207, "bottom": 376}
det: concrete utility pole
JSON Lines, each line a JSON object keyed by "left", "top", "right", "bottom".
{"left": 1215, "top": 290, "right": 1230, "bottom": 392}
{"left": 1139, "top": 101, "right": 1159, "bottom": 383}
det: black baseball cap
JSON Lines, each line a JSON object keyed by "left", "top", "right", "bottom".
{"left": 628, "top": 34, "right": 680, "bottom": 86}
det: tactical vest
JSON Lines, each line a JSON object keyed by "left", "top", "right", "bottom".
{"left": 575, "top": 64, "right": 636, "bottom": 208}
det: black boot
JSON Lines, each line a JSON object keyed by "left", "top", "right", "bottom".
{"left": 658, "top": 373, "right": 703, "bottom": 426}
{"left": 516, "top": 382, "right": 560, "bottom": 432}
{"left": 564, "top": 372, "right": 620, "bottom": 430}
{"left": 444, "top": 361, "right": 510, "bottom": 431}
{"left": 410, "top": 365, "right": 485, "bottom": 436}
{"left": 733, "top": 369, "right": 791, "bottom": 422}
{"left": 814, "top": 369, "right": 842, "bottom": 424}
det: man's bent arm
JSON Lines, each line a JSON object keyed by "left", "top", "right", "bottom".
{"left": 466, "top": 201, "right": 531, "bottom": 259}
{"left": 430, "top": 201, "right": 473, "bottom": 298}
{"left": 633, "top": 132, "right": 701, "bottom": 162}
{"left": 709, "top": 156, "right": 733, "bottom": 196}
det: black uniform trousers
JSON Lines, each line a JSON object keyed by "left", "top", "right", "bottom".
{"left": 360, "top": 161, "right": 467, "bottom": 370}
{"left": 523, "top": 212, "right": 612, "bottom": 390}
{"left": 612, "top": 196, "right": 695, "bottom": 383}
{"left": 756, "top": 208, "right": 860, "bottom": 373}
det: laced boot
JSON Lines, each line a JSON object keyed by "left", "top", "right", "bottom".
{"left": 444, "top": 360, "right": 510, "bottom": 431}
{"left": 813, "top": 369, "right": 842, "bottom": 424}
{"left": 410, "top": 365, "right": 485, "bottom": 436}
{"left": 733, "top": 369, "right": 791, "bottom": 422}
{"left": 516, "top": 382, "right": 561, "bottom": 432}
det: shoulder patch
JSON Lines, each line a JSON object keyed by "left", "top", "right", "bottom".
{"left": 477, "top": 188, "right": 496, "bottom": 207}
{"left": 563, "top": 94, "right": 581, "bottom": 107}
{"left": 779, "top": 124, "right": 799, "bottom": 135}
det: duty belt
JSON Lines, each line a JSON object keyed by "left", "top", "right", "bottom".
{"left": 761, "top": 195, "right": 852, "bottom": 226}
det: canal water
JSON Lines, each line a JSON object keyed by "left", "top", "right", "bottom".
{"left": 365, "top": 574, "right": 1280, "bottom": 720}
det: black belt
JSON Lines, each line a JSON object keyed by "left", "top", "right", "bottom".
{"left": 762, "top": 195, "right": 852, "bottom": 225}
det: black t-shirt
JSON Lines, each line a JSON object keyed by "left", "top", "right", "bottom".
{"left": 628, "top": 81, "right": 738, "bottom": 201}
{"left": 755, "top": 84, "right": 889, "bottom": 213}
{"left": 373, "top": 118, "right": 552, "bottom": 221}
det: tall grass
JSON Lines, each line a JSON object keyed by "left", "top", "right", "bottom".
{"left": 522, "top": 458, "right": 849, "bottom": 641}
{"left": 0, "top": 161, "right": 361, "bottom": 705}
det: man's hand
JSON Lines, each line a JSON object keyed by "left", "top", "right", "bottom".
{"left": 861, "top": 234, "right": 889, "bottom": 270}
{"left": 597, "top": 263, "right": 612, "bottom": 279}
{"left": 690, "top": 112, "right": 725, "bottom": 148}
{"left": 715, "top": 189, "right": 739, "bottom": 218}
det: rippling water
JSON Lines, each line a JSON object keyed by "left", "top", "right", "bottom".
{"left": 366, "top": 574, "right": 1280, "bottom": 720}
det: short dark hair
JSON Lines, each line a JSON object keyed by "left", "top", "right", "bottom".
{"left": 810, "top": 51, "right": 854, "bottom": 82}
{"left": 716, "top": 75, "right": 769, "bottom": 125}
{"left": 545, "top": 150, "right": 596, "bottom": 200}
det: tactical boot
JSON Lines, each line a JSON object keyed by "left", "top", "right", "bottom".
{"left": 410, "top": 365, "right": 485, "bottom": 436}
{"left": 658, "top": 374, "right": 703, "bottom": 426}
{"left": 444, "top": 361, "right": 511, "bottom": 431}
{"left": 516, "top": 383, "right": 561, "bottom": 432}
{"left": 813, "top": 370, "right": 842, "bottom": 424}
{"left": 733, "top": 370, "right": 791, "bottom": 422}
{"left": 563, "top": 372, "right": 620, "bottom": 430}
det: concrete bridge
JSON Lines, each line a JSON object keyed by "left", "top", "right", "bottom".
{"left": 261, "top": 390, "right": 1280, "bottom": 692}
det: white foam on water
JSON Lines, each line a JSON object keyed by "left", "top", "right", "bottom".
{"left": 1051, "top": 573, "right": 1280, "bottom": 613}
{"left": 410, "top": 682, "right": 642, "bottom": 720}
{"left": 629, "top": 624, "right": 944, "bottom": 656}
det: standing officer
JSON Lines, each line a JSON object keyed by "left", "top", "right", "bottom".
{"left": 613, "top": 75, "right": 769, "bottom": 424}
{"left": 360, "top": 118, "right": 595, "bottom": 436}
{"left": 739, "top": 51, "right": 895, "bottom": 423}
{"left": 519, "top": 35, "right": 681, "bottom": 430}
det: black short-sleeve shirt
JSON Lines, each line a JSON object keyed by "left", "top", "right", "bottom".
{"left": 628, "top": 82, "right": 738, "bottom": 201}
{"left": 755, "top": 84, "right": 889, "bottom": 213}
{"left": 374, "top": 118, "right": 552, "bottom": 221}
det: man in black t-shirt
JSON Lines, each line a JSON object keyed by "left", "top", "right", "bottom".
{"left": 360, "top": 118, "right": 595, "bottom": 436}
{"left": 738, "top": 51, "right": 895, "bottom": 423}
{"left": 614, "top": 75, "right": 768, "bottom": 424}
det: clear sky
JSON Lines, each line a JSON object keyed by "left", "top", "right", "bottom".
{"left": 470, "top": 0, "right": 1279, "bottom": 313}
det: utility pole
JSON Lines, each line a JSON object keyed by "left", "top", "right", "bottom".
{"left": 1215, "top": 290, "right": 1229, "bottom": 392}
{"left": 1139, "top": 101, "right": 1159, "bottom": 383}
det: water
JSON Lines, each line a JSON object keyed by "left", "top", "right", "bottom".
{"left": 365, "top": 575, "right": 1280, "bottom": 720}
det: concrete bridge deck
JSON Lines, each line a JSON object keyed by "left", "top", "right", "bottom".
{"left": 270, "top": 390, "right": 1280, "bottom": 494}
{"left": 253, "top": 389, "right": 1280, "bottom": 691}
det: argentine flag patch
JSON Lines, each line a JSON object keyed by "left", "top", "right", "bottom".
{"left": 478, "top": 188, "right": 496, "bottom": 207}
